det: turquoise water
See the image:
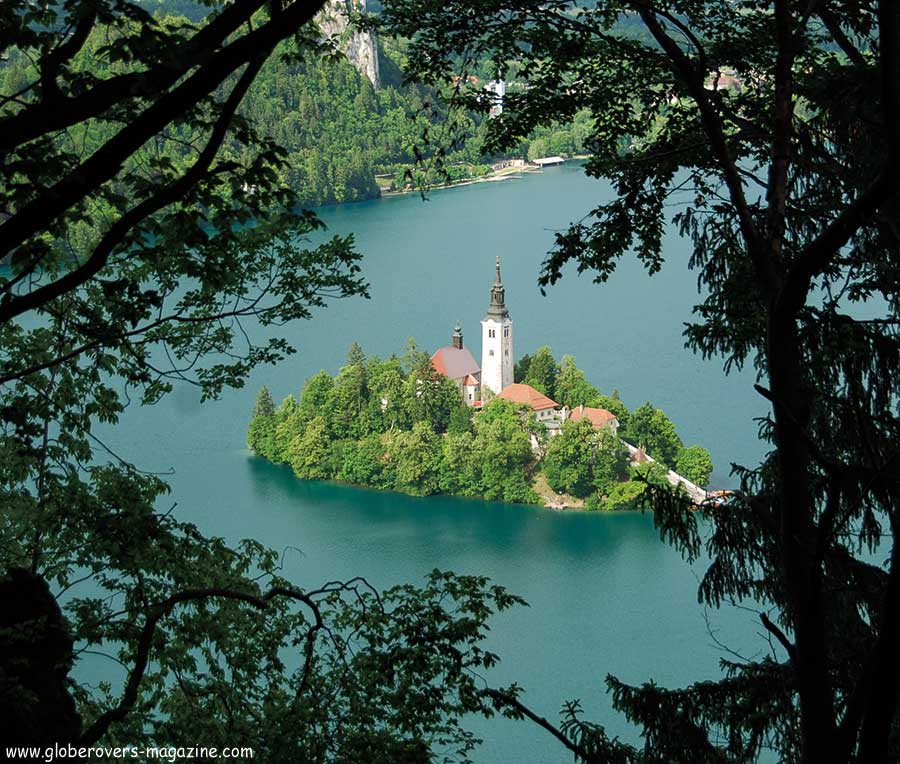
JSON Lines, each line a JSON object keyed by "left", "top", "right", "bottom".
{"left": 106, "top": 164, "right": 769, "bottom": 762}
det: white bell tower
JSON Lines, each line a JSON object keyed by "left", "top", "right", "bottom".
{"left": 480, "top": 256, "right": 514, "bottom": 396}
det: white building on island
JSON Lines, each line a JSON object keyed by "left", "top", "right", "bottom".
{"left": 480, "top": 256, "right": 514, "bottom": 396}
{"left": 430, "top": 258, "right": 615, "bottom": 436}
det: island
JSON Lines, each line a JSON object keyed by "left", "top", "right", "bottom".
{"left": 248, "top": 259, "right": 713, "bottom": 510}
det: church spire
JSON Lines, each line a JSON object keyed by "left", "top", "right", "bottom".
{"left": 452, "top": 321, "right": 463, "bottom": 349}
{"left": 486, "top": 255, "right": 509, "bottom": 319}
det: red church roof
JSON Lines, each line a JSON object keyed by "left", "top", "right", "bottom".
{"left": 431, "top": 346, "right": 480, "bottom": 381}
{"left": 497, "top": 383, "right": 559, "bottom": 411}
{"left": 568, "top": 404, "right": 618, "bottom": 429}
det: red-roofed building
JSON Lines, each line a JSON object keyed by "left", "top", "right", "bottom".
{"left": 566, "top": 404, "right": 620, "bottom": 433}
{"left": 497, "top": 382, "right": 558, "bottom": 410}
{"left": 496, "top": 382, "right": 563, "bottom": 428}
{"left": 431, "top": 324, "right": 481, "bottom": 406}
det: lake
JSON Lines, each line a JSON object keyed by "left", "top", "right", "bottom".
{"left": 106, "top": 163, "right": 769, "bottom": 762}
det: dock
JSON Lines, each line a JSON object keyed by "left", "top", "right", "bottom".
{"left": 531, "top": 156, "right": 566, "bottom": 167}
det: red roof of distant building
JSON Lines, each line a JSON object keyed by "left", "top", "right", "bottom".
{"left": 431, "top": 346, "right": 480, "bottom": 381}
{"left": 497, "top": 383, "right": 559, "bottom": 411}
{"left": 463, "top": 374, "right": 479, "bottom": 386}
{"left": 568, "top": 404, "right": 618, "bottom": 429}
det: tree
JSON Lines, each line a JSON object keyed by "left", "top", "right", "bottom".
{"left": 591, "top": 428, "right": 631, "bottom": 498}
{"left": 298, "top": 371, "right": 335, "bottom": 428}
{"left": 543, "top": 418, "right": 629, "bottom": 500}
{"left": 328, "top": 361, "right": 370, "bottom": 439}
{"left": 367, "top": 354, "right": 408, "bottom": 431}
{"left": 474, "top": 399, "right": 539, "bottom": 503}
{"left": 554, "top": 354, "right": 600, "bottom": 408}
{"left": 448, "top": 403, "right": 475, "bottom": 435}
{"left": 288, "top": 415, "right": 332, "bottom": 480}
{"left": 542, "top": 417, "right": 597, "bottom": 498}
{"left": 386, "top": 420, "right": 441, "bottom": 495}
{"left": 513, "top": 353, "right": 533, "bottom": 383}
{"left": 402, "top": 339, "right": 462, "bottom": 433}
{"left": 381, "top": 0, "right": 900, "bottom": 762}
{"left": 0, "top": 2, "right": 527, "bottom": 755}
{"left": 523, "top": 345, "right": 559, "bottom": 399}
{"left": 247, "top": 385, "right": 277, "bottom": 458}
{"left": 676, "top": 445, "right": 714, "bottom": 488}
{"left": 625, "top": 402, "right": 683, "bottom": 467}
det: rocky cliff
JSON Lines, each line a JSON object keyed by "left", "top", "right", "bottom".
{"left": 317, "top": 0, "right": 380, "bottom": 88}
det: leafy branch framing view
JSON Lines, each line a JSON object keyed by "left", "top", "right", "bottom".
{"left": 2, "top": 1, "right": 899, "bottom": 763}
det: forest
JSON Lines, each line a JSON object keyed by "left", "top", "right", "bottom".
{"left": 248, "top": 342, "right": 714, "bottom": 509}
{"left": 0, "top": 4, "right": 596, "bottom": 208}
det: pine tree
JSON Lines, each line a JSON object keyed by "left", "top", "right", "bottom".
{"left": 247, "top": 386, "right": 277, "bottom": 458}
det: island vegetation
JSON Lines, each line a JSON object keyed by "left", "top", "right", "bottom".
{"left": 248, "top": 342, "right": 713, "bottom": 509}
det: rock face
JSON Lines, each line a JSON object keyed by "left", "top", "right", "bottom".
{"left": 317, "top": 0, "right": 380, "bottom": 88}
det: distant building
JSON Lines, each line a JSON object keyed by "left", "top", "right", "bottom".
{"left": 480, "top": 256, "right": 514, "bottom": 395}
{"left": 431, "top": 323, "right": 481, "bottom": 406}
{"left": 497, "top": 383, "right": 563, "bottom": 428}
{"left": 566, "top": 404, "right": 619, "bottom": 433}
{"left": 531, "top": 156, "right": 566, "bottom": 167}
{"left": 485, "top": 79, "right": 506, "bottom": 117}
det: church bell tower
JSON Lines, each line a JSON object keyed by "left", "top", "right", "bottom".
{"left": 480, "top": 256, "right": 514, "bottom": 395}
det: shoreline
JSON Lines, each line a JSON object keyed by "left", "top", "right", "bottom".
{"left": 248, "top": 451, "right": 680, "bottom": 514}
{"left": 378, "top": 160, "right": 556, "bottom": 199}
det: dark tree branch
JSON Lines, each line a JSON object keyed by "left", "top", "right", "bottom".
{"left": 633, "top": 4, "right": 778, "bottom": 296}
{"left": 479, "top": 688, "right": 607, "bottom": 764}
{"left": 777, "top": 0, "right": 900, "bottom": 320}
{"left": 0, "top": 0, "right": 272, "bottom": 152}
{"left": 39, "top": 5, "right": 97, "bottom": 102}
{"left": 856, "top": 533, "right": 900, "bottom": 763}
{"left": 78, "top": 582, "right": 331, "bottom": 747}
{"left": 0, "top": 53, "right": 266, "bottom": 324}
{"left": 760, "top": 611, "right": 797, "bottom": 662}
{"left": 0, "top": 0, "right": 326, "bottom": 267}
{"left": 818, "top": 6, "right": 867, "bottom": 66}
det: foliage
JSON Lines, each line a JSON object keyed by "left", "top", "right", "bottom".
{"left": 513, "top": 353, "right": 532, "bottom": 383}
{"left": 625, "top": 403, "right": 683, "bottom": 467}
{"left": 248, "top": 386, "right": 277, "bottom": 456}
{"left": 602, "top": 479, "right": 648, "bottom": 512}
{"left": 0, "top": 1, "right": 530, "bottom": 756}
{"left": 250, "top": 343, "right": 541, "bottom": 504}
{"left": 523, "top": 345, "right": 559, "bottom": 399}
{"left": 675, "top": 445, "right": 714, "bottom": 487}
{"left": 545, "top": 418, "right": 603, "bottom": 498}
{"left": 448, "top": 403, "right": 475, "bottom": 434}
{"left": 543, "top": 417, "right": 634, "bottom": 506}
{"left": 380, "top": 0, "right": 900, "bottom": 761}
{"left": 555, "top": 354, "right": 601, "bottom": 408}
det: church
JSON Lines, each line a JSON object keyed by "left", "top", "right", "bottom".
{"left": 430, "top": 256, "right": 514, "bottom": 406}
{"left": 430, "top": 257, "right": 620, "bottom": 437}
